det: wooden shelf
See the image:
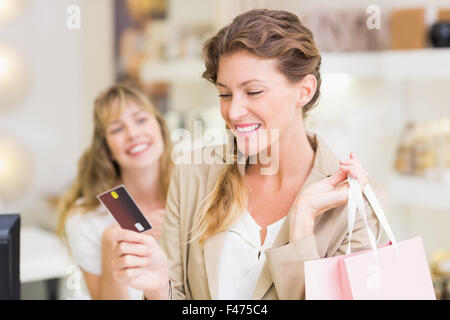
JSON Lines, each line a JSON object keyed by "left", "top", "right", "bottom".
{"left": 140, "top": 49, "right": 450, "bottom": 83}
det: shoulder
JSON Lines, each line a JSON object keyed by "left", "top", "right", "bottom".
{"left": 308, "top": 132, "right": 341, "bottom": 175}
{"left": 166, "top": 145, "right": 231, "bottom": 229}
{"left": 172, "top": 144, "right": 230, "bottom": 186}
{"left": 65, "top": 201, "right": 114, "bottom": 245}
{"left": 65, "top": 201, "right": 114, "bottom": 275}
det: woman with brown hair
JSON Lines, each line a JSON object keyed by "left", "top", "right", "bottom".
{"left": 57, "top": 83, "right": 172, "bottom": 299}
{"left": 111, "top": 9, "right": 380, "bottom": 300}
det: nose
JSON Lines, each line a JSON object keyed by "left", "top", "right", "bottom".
{"left": 227, "top": 94, "right": 248, "bottom": 122}
{"left": 125, "top": 123, "right": 139, "bottom": 140}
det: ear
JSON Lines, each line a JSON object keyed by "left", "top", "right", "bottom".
{"left": 295, "top": 74, "right": 317, "bottom": 108}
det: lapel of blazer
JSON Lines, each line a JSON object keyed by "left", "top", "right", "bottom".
{"left": 252, "top": 132, "right": 339, "bottom": 299}
{"left": 203, "top": 230, "right": 227, "bottom": 299}
{"left": 203, "top": 148, "right": 231, "bottom": 300}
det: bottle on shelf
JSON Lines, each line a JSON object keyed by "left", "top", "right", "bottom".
{"left": 394, "top": 122, "right": 415, "bottom": 175}
{"left": 395, "top": 118, "right": 450, "bottom": 181}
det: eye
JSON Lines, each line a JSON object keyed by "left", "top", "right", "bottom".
{"left": 248, "top": 91, "right": 263, "bottom": 96}
{"left": 137, "top": 117, "right": 147, "bottom": 124}
{"left": 110, "top": 126, "right": 123, "bottom": 134}
{"left": 218, "top": 94, "right": 232, "bottom": 99}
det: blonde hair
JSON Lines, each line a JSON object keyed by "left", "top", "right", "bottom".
{"left": 57, "top": 83, "right": 173, "bottom": 238}
{"left": 192, "top": 9, "right": 321, "bottom": 245}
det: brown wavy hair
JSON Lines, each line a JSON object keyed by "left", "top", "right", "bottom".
{"left": 57, "top": 83, "right": 173, "bottom": 238}
{"left": 192, "top": 9, "right": 322, "bottom": 245}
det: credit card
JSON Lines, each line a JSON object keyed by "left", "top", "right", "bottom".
{"left": 97, "top": 185, "right": 152, "bottom": 233}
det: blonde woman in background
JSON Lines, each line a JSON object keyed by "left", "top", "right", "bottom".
{"left": 57, "top": 83, "right": 172, "bottom": 299}
{"left": 111, "top": 9, "right": 380, "bottom": 300}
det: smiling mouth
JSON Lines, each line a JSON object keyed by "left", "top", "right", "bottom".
{"left": 126, "top": 142, "right": 151, "bottom": 156}
{"left": 235, "top": 123, "right": 262, "bottom": 135}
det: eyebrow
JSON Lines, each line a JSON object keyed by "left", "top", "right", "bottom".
{"left": 109, "top": 110, "right": 146, "bottom": 125}
{"left": 216, "top": 79, "right": 264, "bottom": 88}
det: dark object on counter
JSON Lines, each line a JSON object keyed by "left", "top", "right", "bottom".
{"left": 430, "top": 22, "right": 450, "bottom": 47}
{"left": 0, "top": 214, "right": 20, "bottom": 300}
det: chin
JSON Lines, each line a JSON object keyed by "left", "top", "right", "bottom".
{"left": 124, "top": 152, "right": 162, "bottom": 169}
{"left": 236, "top": 140, "right": 267, "bottom": 157}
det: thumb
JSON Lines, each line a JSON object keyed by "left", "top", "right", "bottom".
{"left": 325, "top": 168, "right": 348, "bottom": 187}
{"left": 319, "top": 185, "right": 349, "bottom": 212}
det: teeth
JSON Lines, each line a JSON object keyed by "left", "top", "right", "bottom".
{"left": 128, "top": 143, "right": 149, "bottom": 154}
{"left": 236, "top": 124, "right": 260, "bottom": 133}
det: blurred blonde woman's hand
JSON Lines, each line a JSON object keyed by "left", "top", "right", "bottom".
{"left": 289, "top": 153, "right": 369, "bottom": 242}
{"left": 144, "top": 208, "right": 165, "bottom": 241}
{"left": 102, "top": 223, "right": 121, "bottom": 247}
{"left": 111, "top": 228, "right": 170, "bottom": 299}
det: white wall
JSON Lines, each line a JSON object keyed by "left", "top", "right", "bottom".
{"left": 0, "top": 0, "right": 114, "bottom": 229}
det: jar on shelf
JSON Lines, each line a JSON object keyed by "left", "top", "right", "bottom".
{"left": 394, "top": 122, "right": 415, "bottom": 174}
{"left": 413, "top": 123, "right": 437, "bottom": 176}
{"left": 434, "top": 119, "right": 448, "bottom": 170}
{"left": 444, "top": 119, "right": 450, "bottom": 168}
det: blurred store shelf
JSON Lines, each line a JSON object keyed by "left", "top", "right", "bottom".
{"left": 323, "top": 49, "right": 450, "bottom": 79}
{"left": 140, "top": 49, "right": 450, "bottom": 83}
{"left": 140, "top": 57, "right": 205, "bottom": 83}
{"left": 387, "top": 173, "right": 450, "bottom": 211}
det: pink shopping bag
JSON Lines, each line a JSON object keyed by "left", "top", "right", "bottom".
{"left": 304, "top": 176, "right": 436, "bottom": 300}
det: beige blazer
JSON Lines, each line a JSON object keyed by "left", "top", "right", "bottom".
{"left": 160, "top": 132, "right": 381, "bottom": 300}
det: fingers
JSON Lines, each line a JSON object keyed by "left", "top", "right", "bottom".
{"left": 339, "top": 159, "right": 368, "bottom": 176}
{"left": 339, "top": 153, "right": 369, "bottom": 187}
{"left": 106, "top": 223, "right": 121, "bottom": 232}
{"left": 340, "top": 165, "right": 368, "bottom": 188}
{"left": 114, "top": 241, "right": 151, "bottom": 258}
{"left": 318, "top": 184, "right": 350, "bottom": 214}
{"left": 113, "top": 228, "right": 157, "bottom": 248}
{"left": 335, "top": 181, "right": 349, "bottom": 190}
{"left": 325, "top": 167, "right": 348, "bottom": 186}
{"left": 113, "top": 228, "right": 142, "bottom": 243}
{"left": 113, "top": 254, "right": 150, "bottom": 270}
{"left": 102, "top": 223, "right": 121, "bottom": 244}
{"left": 113, "top": 267, "right": 144, "bottom": 284}
{"left": 112, "top": 242, "right": 151, "bottom": 283}
{"left": 112, "top": 230, "right": 157, "bottom": 275}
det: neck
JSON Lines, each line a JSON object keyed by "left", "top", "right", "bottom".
{"left": 120, "top": 163, "right": 164, "bottom": 210}
{"left": 247, "top": 125, "right": 315, "bottom": 187}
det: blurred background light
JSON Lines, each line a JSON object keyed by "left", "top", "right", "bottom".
{"left": 0, "top": 134, "right": 33, "bottom": 205}
{"left": 0, "top": 0, "right": 27, "bottom": 24}
{"left": 0, "top": 44, "right": 30, "bottom": 114}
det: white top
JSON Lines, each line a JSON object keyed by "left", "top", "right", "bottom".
{"left": 217, "top": 211, "right": 286, "bottom": 300}
{"left": 65, "top": 203, "right": 143, "bottom": 300}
